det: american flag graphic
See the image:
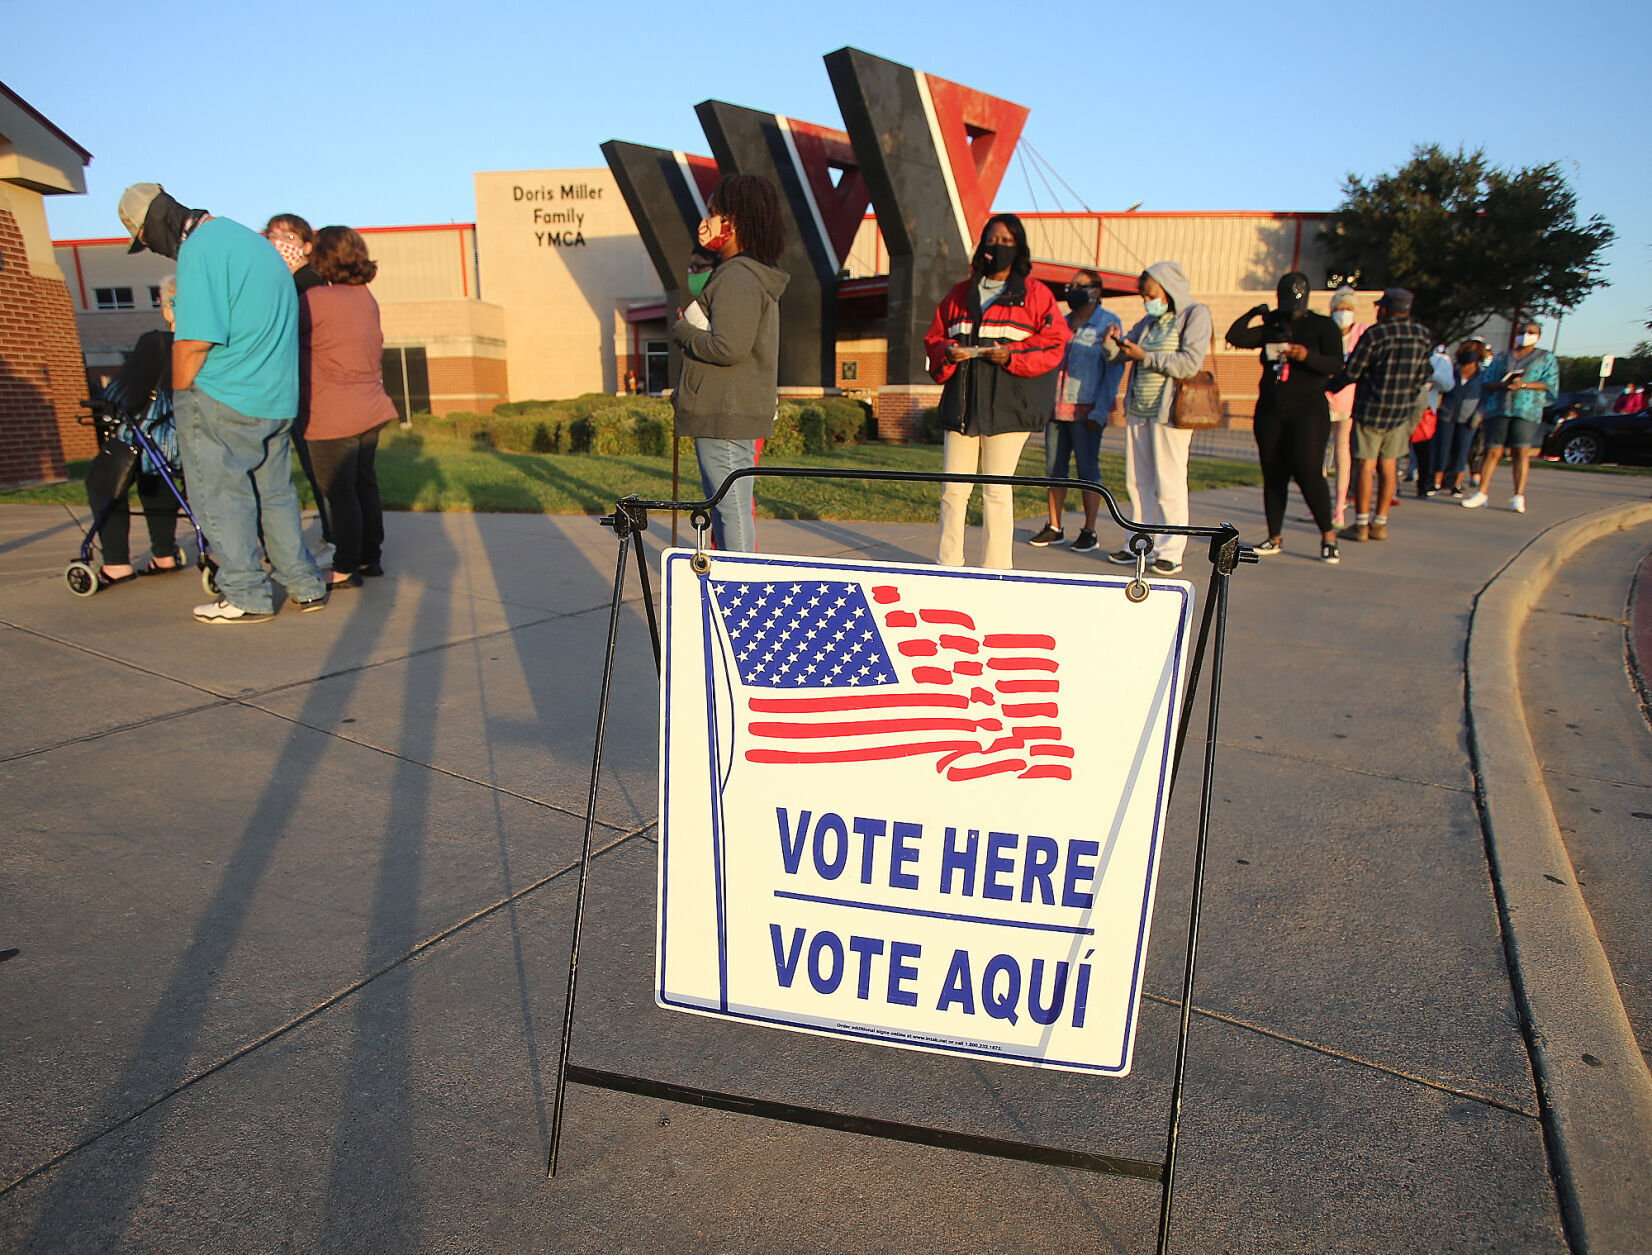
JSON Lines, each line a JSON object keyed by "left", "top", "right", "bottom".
{"left": 706, "top": 578, "right": 1073, "bottom": 782}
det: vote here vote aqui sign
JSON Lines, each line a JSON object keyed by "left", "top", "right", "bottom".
{"left": 657, "top": 551, "right": 1195, "bottom": 1074}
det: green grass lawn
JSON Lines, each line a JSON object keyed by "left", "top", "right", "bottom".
{"left": 3, "top": 427, "right": 1265, "bottom": 523}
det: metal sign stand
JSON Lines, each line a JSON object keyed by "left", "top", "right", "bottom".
{"left": 545, "top": 466, "right": 1253, "bottom": 1255}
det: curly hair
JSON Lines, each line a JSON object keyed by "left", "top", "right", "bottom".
{"left": 264, "top": 213, "right": 314, "bottom": 244}
{"left": 311, "top": 226, "right": 378, "bottom": 285}
{"left": 710, "top": 174, "right": 785, "bottom": 268}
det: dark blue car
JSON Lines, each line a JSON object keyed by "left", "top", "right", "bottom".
{"left": 1541, "top": 408, "right": 1652, "bottom": 465}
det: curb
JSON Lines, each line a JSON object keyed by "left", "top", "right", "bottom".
{"left": 1466, "top": 500, "right": 1652, "bottom": 1253}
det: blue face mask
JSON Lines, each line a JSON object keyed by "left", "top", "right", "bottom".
{"left": 1143, "top": 297, "right": 1169, "bottom": 318}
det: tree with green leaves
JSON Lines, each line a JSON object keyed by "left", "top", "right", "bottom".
{"left": 1319, "top": 145, "right": 1614, "bottom": 347}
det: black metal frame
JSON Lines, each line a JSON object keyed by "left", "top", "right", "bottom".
{"left": 546, "top": 466, "right": 1253, "bottom": 1255}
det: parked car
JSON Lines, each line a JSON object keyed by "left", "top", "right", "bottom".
{"left": 1541, "top": 409, "right": 1652, "bottom": 465}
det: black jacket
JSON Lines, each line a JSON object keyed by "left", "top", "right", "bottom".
{"left": 1226, "top": 307, "right": 1343, "bottom": 421}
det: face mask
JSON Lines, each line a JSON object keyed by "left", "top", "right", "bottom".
{"left": 134, "top": 191, "right": 205, "bottom": 261}
{"left": 687, "top": 270, "right": 710, "bottom": 297}
{"left": 1143, "top": 297, "right": 1169, "bottom": 318}
{"left": 1064, "top": 286, "right": 1095, "bottom": 310}
{"left": 1518, "top": 332, "right": 1539, "bottom": 348}
{"left": 269, "top": 236, "right": 307, "bottom": 273}
{"left": 974, "top": 242, "right": 1015, "bottom": 275}
{"left": 697, "top": 214, "right": 732, "bottom": 253}
{"left": 1332, "top": 309, "right": 1355, "bottom": 330}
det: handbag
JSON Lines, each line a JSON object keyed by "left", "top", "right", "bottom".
{"left": 1411, "top": 408, "right": 1438, "bottom": 444}
{"left": 1170, "top": 326, "right": 1223, "bottom": 430}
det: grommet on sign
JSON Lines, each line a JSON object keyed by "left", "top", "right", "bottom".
{"left": 1125, "top": 531, "right": 1153, "bottom": 603}
{"left": 690, "top": 510, "right": 712, "bottom": 574}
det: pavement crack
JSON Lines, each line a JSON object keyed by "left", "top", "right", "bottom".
{"left": 1531, "top": 607, "right": 1628, "bottom": 626}
{"left": 1142, "top": 992, "right": 1539, "bottom": 1119}
{"left": 1214, "top": 739, "right": 1474, "bottom": 794}
{"left": 0, "top": 827, "right": 637, "bottom": 1202}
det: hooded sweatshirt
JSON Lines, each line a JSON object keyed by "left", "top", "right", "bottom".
{"left": 1107, "top": 261, "right": 1213, "bottom": 425}
{"left": 672, "top": 254, "right": 790, "bottom": 440}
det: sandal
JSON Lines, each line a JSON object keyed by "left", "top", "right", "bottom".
{"left": 144, "top": 557, "right": 184, "bottom": 574}
{"left": 96, "top": 569, "right": 140, "bottom": 589}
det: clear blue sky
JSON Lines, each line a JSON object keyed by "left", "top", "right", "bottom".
{"left": 12, "top": 0, "right": 1649, "bottom": 354}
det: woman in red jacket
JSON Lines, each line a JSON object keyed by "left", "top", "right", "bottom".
{"left": 925, "top": 214, "right": 1070, "bottom": 569}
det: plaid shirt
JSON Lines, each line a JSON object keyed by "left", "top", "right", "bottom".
{"left": 1338, "top": 318, "right": 1435, "bottom": 430}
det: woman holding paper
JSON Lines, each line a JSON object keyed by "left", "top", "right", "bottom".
{"left": 925, "top": 214, "right": 1071, "bottom": 569}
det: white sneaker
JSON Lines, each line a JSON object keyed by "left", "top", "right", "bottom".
{"left": 1509, "top": 495, "right": 1526, "bottom": 513}
{"left": 1461, "top": 491, "right": 1489, "bottom": 509}
{"left": 193, "top": 597, "right": 273, "bottom": 624}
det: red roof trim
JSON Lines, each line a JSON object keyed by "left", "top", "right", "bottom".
{"left": 55, "top": 223, "right": 478, "bottom": 249}
{"left": 0, "top": 80, "right": 93, "bottom": 164}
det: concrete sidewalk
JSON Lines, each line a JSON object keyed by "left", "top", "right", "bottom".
{"left": 0, "top": 463, "right": 1648, "bottom": 1254}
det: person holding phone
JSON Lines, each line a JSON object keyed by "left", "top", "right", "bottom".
{"left": 672, "top": 175, "right": 789, "bottom": 552}
{"left": 924, "top": 214, "right": 1071, "bottom": 569}
{"left": 1101, "top": 261, "right": 1213, "bottom": 574}
{"left": 1461, "top": 318, "right": 1557, "bottom": 513}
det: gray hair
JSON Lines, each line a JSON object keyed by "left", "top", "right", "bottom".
{"left": 159, "top": 274, "right": 177, "bottom": 303}
{"left": 1330, "top": 285, "right": 1357, "bottom": 310}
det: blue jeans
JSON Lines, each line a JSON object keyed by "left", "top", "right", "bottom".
{"left": 695, "top": 437, "right": 759, "bottom": 552}
{"left": 175, "top": 389, "right": 325, "bottom": 613}
{"left": 1432, "top": 421, "right": 1476, "bottom": 479}
{"left": 1043, "top": 416, "right": 1103, "bottom": 485}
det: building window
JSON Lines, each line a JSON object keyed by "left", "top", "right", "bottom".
{"left": 841, "top": 361, "right": 859, "bottom": 382}
{"left": 94, "top": 287, "right": 135, "bottom": 311}
{"left": 380, "top": 346, "right": 430, "bottom": 420}
{"left": 643, "top": 339, "right": 670, "bottom": 395}
{"left": 149, "top": 286, "right": 163, "bottom": 309}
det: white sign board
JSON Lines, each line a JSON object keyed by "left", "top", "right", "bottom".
{"left": 1600, "top": 354, "right": 1615, "bottom": 379}
{"left": 657, "top": 551, "right": 1196, "bottom": 1075}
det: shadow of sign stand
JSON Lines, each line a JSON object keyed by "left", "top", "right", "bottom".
{"left": 547, "top": 467, "right": 1256, "bottom": 1255}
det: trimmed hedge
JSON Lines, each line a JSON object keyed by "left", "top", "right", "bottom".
{"left": 413, "top": 393, "right": 872, "bottom": 456}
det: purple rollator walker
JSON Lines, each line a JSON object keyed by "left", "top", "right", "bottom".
{"left": 64, "top": 396, "right": 218, "bottom": 598}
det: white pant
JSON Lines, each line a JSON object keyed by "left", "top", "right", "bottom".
{"left": 1124, "top": 419, "right": 1193, "bottom": 564}
{"left": 938, "top": 429, "right": 1030, "bottom": 569}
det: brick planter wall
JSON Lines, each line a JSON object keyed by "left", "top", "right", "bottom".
{"left": 1, "top": 207, "right": 93, "bottom": 488}
{"left": 871, "top": 384, "right": 944, "bottom": 443}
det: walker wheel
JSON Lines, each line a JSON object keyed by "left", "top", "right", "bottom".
{"left": 200, "top": 563, "right": 219, "bottom": 598}
{"left": 66, "top": 562, "right": 99, "bottom": 597}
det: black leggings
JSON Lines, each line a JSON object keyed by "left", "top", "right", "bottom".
{"left": 1254, "top": 404, "right": 1333, "bottom": 536}
{"left": 305, "top": 426, "right": 384, "bottom": 574}
{"left": 90, "top": 474, "right": 180, "bottom": 566}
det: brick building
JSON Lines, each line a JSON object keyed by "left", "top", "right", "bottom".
{"left": 0, "top": 82, "right": 92, "bottom": 489}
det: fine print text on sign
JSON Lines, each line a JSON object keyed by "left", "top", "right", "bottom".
{"left": 657, "top": 551, "right": 1195, "bottom": 1075}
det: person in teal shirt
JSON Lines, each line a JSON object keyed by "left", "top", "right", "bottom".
{"left": 118, "top": 182, "right": 326, "bottom": 621}
{"left": 1461, "top": 317, "right": 1557, "bottom": 514}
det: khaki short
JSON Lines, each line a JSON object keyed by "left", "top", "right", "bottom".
{"left": 1353, "top": 422, "right": 1411, "bottom": 461}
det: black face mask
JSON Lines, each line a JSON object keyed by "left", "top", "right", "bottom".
{"left": 973, "top": 242, "right": 1016, "bottom": 275}
{"left": 1276, "top": 270, "right": 1311, "bottom": 318}
{"left": 137, "top": 191, "right": 208, "bottom": 260}
{"left": 1065, "top": 286, "right": 1096, "bottom": 310}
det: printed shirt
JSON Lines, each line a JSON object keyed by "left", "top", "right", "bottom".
{"left": 1053, "top": 304, "right": 1125, "bottom": 416}
{"left": 1485, "top": 348, "right": 1558, "bottom": 421}
{"left": 1339, "top": 318, "right": 1434, "bottom": 430}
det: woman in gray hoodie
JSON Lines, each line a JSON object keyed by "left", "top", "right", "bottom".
{"left": 1102, "top": 261, "right": 1212, "bottom": 574}
{"left": 672, "top": 175, "right": 790, "bottom": 552}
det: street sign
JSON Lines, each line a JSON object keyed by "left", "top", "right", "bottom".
{"left": 657, "top": 550, "right": 1196, "bottom": 1075}
{"left": 1600, "top": 354, "right": 1615, "bottom": 379}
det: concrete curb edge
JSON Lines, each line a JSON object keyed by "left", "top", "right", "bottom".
{"left": 1467, "top": 499, "right": 1652, "bottom": 1253}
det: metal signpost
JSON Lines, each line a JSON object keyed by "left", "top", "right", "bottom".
{"left": 545, "top": 466, "right": 1254, "bottom": 1255}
